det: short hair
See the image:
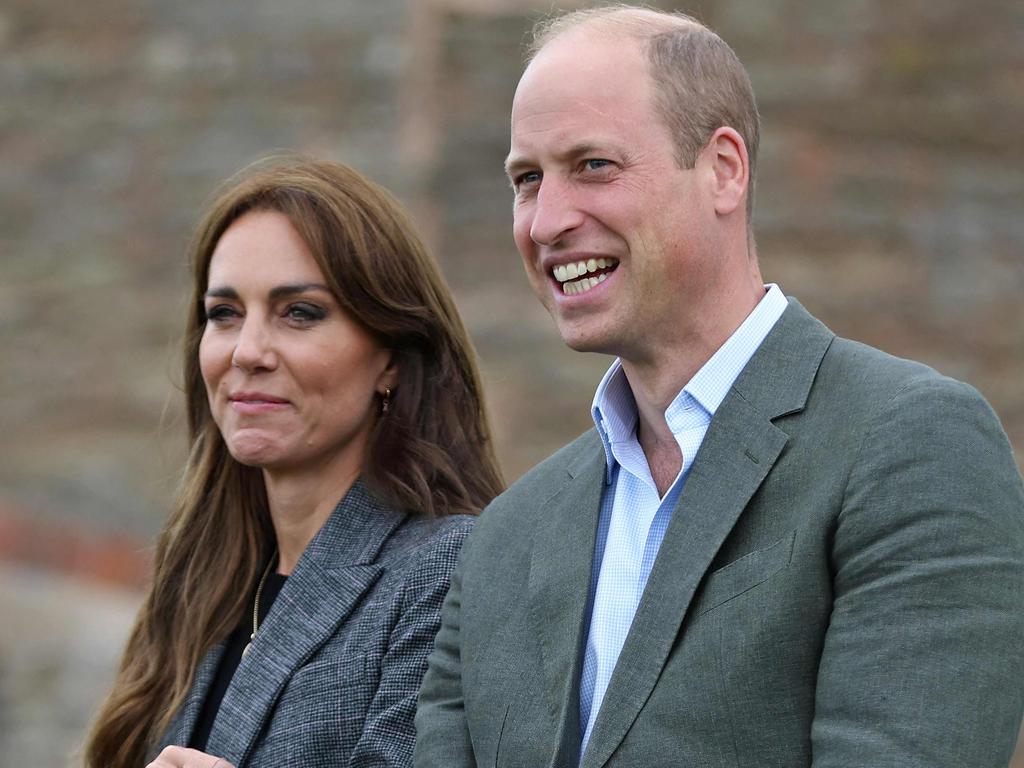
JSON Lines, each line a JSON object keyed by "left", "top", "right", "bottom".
{"left": 528, "top": 5, "right": 760, "bottom": 222}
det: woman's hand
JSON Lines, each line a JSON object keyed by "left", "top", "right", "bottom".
{"left": 146, "top": 746, "right": 235, "bottom": 768}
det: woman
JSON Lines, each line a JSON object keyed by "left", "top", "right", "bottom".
{"left": 84, "top": 157, "right": 504, "bottom": 768}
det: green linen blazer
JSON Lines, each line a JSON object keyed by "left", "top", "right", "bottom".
{"left": 415, "top": 299, "right": 1024, "bottom": 768}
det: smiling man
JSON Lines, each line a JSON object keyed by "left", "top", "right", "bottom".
{"left": 415, "top": 7, "right": 1024, "bottom": 767}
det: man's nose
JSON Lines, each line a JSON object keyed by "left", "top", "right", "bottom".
{"left": 529, "top": 178, "right": 584, "bottom": 246}
{"left": 231, "top": 317, "right": 277, "bottom": 373}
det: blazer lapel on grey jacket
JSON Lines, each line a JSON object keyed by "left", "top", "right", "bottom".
{"left": 581, "top": 300, "right": 834, "bottom": 768}
{"left": 205, "top": 481, "right": 404, "bottom": 767}
{"left": 527, "top": 433, "right": 607, "bottom": 766}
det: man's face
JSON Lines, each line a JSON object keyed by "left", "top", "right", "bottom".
{"left": 507, "top": 32, "right": 718, "bottom": 364}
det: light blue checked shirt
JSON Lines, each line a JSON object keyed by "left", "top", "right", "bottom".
{"left": 579, "top": 284, "right": 789, "bottom": 758}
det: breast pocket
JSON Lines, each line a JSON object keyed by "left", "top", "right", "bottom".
{"left": 691, "top": 531, "right": 796, "bottom": 617}
{"left": 262, "top": 652, "right": 376, "bottom": 748}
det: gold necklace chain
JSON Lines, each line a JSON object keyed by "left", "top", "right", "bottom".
{"left": 241, "top": 551, "right": 276, "bottom": 659}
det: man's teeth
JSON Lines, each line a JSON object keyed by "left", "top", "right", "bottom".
{"left": 553, "top": 258, "right": 613, "bottom": 283}
{"left": 562, "top": 273, "right": 608, "bottom": 296}
{"left": 553, "top": 258, "right": 614, "bottom": 296}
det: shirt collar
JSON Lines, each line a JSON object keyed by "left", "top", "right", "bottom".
{"left": 592, "top": 284, "right": 789, "bottom": 477}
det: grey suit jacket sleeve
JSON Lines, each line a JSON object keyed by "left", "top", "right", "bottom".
{"left": 811, "top": 376, "right": 1024, "bottom": 766}
{"left": 413, "top": 542, "right": 476, "bottom": 767}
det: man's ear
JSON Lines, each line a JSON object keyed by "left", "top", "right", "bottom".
{"left": 704, "top": 126, "right": 749, "bottom": 217}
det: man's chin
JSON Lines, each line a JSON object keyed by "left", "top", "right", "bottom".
{"left": 555, "top": 323, "right": 613, "bottom": 356}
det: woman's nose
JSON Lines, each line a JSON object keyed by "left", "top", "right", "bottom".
{"left": 230, "top": 318, "right": 278, "bottom": 373}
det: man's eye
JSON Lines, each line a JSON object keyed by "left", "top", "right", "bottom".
{"left": 515, "top": 171, "right": 542, "bottom": 188}
{"left": 584, "top": 159, "right": 612, "bottom": 171}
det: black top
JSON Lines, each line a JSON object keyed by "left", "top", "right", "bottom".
{"left": 189, "top": 571, "right": 288, "bottom": 752}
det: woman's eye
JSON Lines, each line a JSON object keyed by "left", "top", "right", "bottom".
{"left": 285, "top": 303, "right": 326, "bottom": 323}
{"left": 204, "top": 304, "right": 238, "bottom": 323}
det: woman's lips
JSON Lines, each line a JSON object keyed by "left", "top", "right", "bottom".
{"left": 229, "top": 392, "right": 290, "bottom": 414}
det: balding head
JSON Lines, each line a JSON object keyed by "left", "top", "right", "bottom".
{"left": 526, "top": 5, "right": 760, "bottom": 224}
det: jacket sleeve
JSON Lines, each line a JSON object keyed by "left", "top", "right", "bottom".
{"left": 811, "top": 376, "right": 1024, "bottom": 766}
{"left": 413, "top": 544, "right": 477, "bottom": 767}
{"left": 349, "top": 524, "right": 472, "bottom": 768}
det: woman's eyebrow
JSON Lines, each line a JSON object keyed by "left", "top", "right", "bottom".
{"left": 203, "top": 283, "right": 332, "bottom": 300}
{"left": 204, "top": 286, "right": 238, "bottom": 299}
{"left": 268, "top": 283, "right": 332, "bottom": 301}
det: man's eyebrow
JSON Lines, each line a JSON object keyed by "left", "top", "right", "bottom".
{"left": 504, "top": 154, "right": 530, "bottom": 180}
{"left": 204, "top": 283, "right": 333, "bottom": 300}
{"left": 504, "top": 142, "right": 608, "bottom": 178}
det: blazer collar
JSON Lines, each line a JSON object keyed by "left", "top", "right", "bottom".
{"left": 576, "top": 299, "right": 835, "bottom": 768}
{"left": 299, "top": 478, "right": 408, "bottom": 569}
{"left": 168, "top": 479, "right": 405, "bottom": 765}
{"left": 730, "top": 298, "right": 834, "bottom": 419}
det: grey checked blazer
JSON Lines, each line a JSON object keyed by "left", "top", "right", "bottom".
{"left": 416, "top": 299, "right": 1024, "bottom": 768}
{"left": 156, "top": 480, "right": 473, "bottom": 767}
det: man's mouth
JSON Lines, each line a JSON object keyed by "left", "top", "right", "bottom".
{"left": 552, "top": 257, "right": 619, "bottom": 296}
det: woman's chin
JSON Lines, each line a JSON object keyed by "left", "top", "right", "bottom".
{"left": 225, "top": 436, "right": 286, "bottom": 469}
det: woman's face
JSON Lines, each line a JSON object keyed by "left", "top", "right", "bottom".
{"left": 199, "top": 210, "right": 396, "bottom": 475}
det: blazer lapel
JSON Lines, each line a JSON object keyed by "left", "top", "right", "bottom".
{"left": 581, "top": 300, "right": 834, "bottom": 768}
{"left": 206, "top": 481, "right": 404, "bottom": 766}
{"left": 527, "top": 432, "right": 607, "bottom": 767}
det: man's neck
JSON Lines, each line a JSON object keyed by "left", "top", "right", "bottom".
{"left": 636, "top": 417, "right": 683, "bottom": 498}
{"left": 619, "top": 281, "right": 768, "bottom": 495}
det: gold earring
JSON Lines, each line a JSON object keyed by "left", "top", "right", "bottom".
{"left": 381, "top": 387, "right": 392, "bottom": 414}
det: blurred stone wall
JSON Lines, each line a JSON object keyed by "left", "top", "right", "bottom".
{"left": 1, "top": 0, "right": 1021, "bottom": 764}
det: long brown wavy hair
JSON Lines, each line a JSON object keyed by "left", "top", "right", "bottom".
{"left": 84, "top": 156, "right": 504, "bottom": 768}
